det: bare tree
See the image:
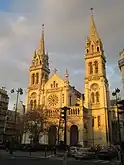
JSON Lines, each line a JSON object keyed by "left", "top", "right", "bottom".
{"left": 24, "top": 106, "right": 47, "bottom": 144}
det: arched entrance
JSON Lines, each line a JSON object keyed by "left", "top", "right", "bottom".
{"left": 48, "top": 125, "right": 57, "bottom": 145}
{"left": 70, "top": 125, "right": 78, "bottom": 146}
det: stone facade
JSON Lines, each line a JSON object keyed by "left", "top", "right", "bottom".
{"left": 83, "top": 14, "right": 110, "bottom": 147}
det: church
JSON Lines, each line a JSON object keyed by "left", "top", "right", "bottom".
{"left": 23, "top": 12, "right": 110, "bottom": 147}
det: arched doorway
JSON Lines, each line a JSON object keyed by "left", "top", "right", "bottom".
{"left": 70, "top": 125, "right": 78, "bottom": 146}
{"left": 48, "top": 125, "right": 57, "bottom": 145}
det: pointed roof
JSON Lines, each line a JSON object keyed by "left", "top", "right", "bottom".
{"left": 38, "top": 24, "right": 45, "bottom": 55}
{"left": 65, "top": 68, "right": 69, "bottom": 79}
{"left": 89, "top": 8, "right": 100, "bottom": 40}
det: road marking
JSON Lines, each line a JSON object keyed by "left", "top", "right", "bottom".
{"left": 102, "top": 161, "right": 110, "bottom": 164}
{"left": 93, "top": 160, "right": 104, "bottom": 163}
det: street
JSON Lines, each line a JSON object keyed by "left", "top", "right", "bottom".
{"left": 0, "top": 150, "right": 119, "bottom": 165}
{"left": 0, "top": 158, "right": 118, "bottom": 165}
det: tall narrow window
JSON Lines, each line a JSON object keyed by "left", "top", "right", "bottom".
{"left": 36, "top": 73, "right": 39, "bottom": 84}
{"left": 31, "top": 74, "right": 35, "bottom": 84}
{"left": 96, "top": 91, "right": 99, "bottom": 102}
{"left": 62, "top": 94, "right": 64, "bottom": 103}
{"left": 34, "top": 100, "right": 36, "bottom": 109}
{"left": 92, "top": 118, "right": 94, "bottom": 127}
{"left": 91, "top": 92, "right": 95, "bottom": 103}
{"left": 98, "top": 116, "right": 101, "bottom": 127}
{"left": 69, "top": 95, "right": 72, "bottom": 106}
{"left": 97, "top": 47, "right": 99, "bottom": 52}
{"left": 53, "top": 81, "right": 56, "bottom": 88}
{"left": 91, "top": 45, "right": 94, "bottom": 52}
{"left": 30, "top": 100, "right": 33, "bottom": 109}
{"left": 94, "top": 61, "right": 98, "bottom": 73}
{"left": 89, "top": 62, "right": 93, "bottom": 74}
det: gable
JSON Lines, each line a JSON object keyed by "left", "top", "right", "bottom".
{"left": 45, "top": 73, "right": 65, "bottom": 89}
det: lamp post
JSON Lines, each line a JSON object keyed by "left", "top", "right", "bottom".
{"left": 11, "top": 88, "right": 23, "bottom": 141}
{"left": 112, "top": 88, "right": 123, "bottom": 165}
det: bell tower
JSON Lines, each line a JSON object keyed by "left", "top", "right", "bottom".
{"left": 84, "top": 9, "right": 110, "bottom": 146}
{"left": 26, "top": 24, "right": 50, "bottom": 111}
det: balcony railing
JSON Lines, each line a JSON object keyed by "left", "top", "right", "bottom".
{"left": 68, "top": 106, "right": 83, "bottom": 116}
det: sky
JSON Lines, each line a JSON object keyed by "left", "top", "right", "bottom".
{"left": 0, "top": 0, "right": 124, "bottom": 110}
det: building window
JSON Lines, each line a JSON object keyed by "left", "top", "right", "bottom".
{"left": 30, "top": 100, "right": 33, "bottom": 109}
{"left": 51, "top": 84, "right": 53, "bottom": 88}
{"left": 34, "top": 100, "right": 36, "bottom": 109}
{"left": 94, "top": 61, "right": 98, "bottom": 73}
{"left": 53, "top": 81, "right": 56, "bottom": 88}
{"left": 87, "top": 49, "right": 89, "bottom": 53}
{"left": 91, "top": 45, "right": 94, "bottom": 52}
{"left": 89, "top": 62, "right": 93, "bottom": 74}
{"left": 40, "top": 60, "right": 41, "bottom": 65}
{"left": 62, "top": 94, "right": 64, "bottom": 103}
{"left": 98, "top": 116, "right": 101, "bottom": 127}
{"left": 36, "top": 73, "right": 39, "bottom": 84}
{"left": 97, "top": 47, "right": 99, "bottom": 52}
{"left": 69, "top": 95, "right": 72, "bottom": 106}
{"left": 56, "top": 83, "right": 58, "bottom": 88}
{"left": 91, "top": 92, "right": 95, "bottom": 103}
{"left": 92, "top": 118, "right": 94, "bottom": 127}
{"left": 96, "top": 91, "right": 99, "bottom": 102}
{"left": 31, "top": 73, "right": 35, "bottom": 85}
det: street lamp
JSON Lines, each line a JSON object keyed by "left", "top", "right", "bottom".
{"left": 11, "top": 88, "right": 23, "bottom": 141}
{"left": 112, "top": 88, "right": 123, "bottom": 165}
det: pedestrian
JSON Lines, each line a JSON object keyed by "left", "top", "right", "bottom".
{"left": 5, "top": 140, "right": 9, "bottom": 152}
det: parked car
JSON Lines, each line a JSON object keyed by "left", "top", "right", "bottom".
{"left": 74, "top": 148, "right": 96, "bottom": 160}
{"left": 96, "top": 148, "right": 118, "bottom": 160}
{"left": 68, "top": 146, "right": 78, "bottom": 157}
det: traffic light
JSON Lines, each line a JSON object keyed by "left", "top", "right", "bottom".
{"left": 60, "top": 109, "right": 66, "bottom": 120}
{"left": 117, "top": 100, "right": 124, "bottom": 111}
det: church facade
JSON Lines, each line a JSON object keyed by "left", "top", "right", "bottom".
{"left": 24, "top": 14, "right": 110, "bottom": 147}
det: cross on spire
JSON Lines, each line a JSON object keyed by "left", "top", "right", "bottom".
{"left": 54, "top": 68, "right": 57, "bottom": 73}
{"left": 90, "top": 8, "right": 94, "bottom": 15}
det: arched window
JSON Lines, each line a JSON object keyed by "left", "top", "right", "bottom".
{"left": 96, "top": 91, "right": 99, "bottom": 102}
{"left": 42, "top": 72, "right": 44, "bottom": 79}
{"left": 89, "top": 62, "right": 93, "bottom": 74}
{"left": 91, "top": 92, "right": 95, "bottom": 103}
{"left": 97, "top": 47, "right": 99, "bottom": 52}
{"left": 36, "top": 73, "right": 39, "bottom": 84}
{"left": 40, "top": 60, "right": 41, "bottom": 65}
{"left": 62, "top": 94, "right": 64, "bottom": 103}
{"left": 87, "top": 49, "right": 89, "bottom": 53}
{"left": 53, "top": 81, "right": 56, "bottom": 88}
{"left": 34, "top": 100, "right": 36, "bottom": 109}
{"left": 51, "top": 84, "right": 53, "bottom": 88}
{"left": 94, "top": 61, "right": 98, "bottom": 73}
{"left": 69, "top": 95, "right": 72, "bottom": 106}
{"left": 56, "top": 83, "right": 58, "bottom": 88}
{"left": 98, "top": 116, "right": 101, "bottom": 127}
{"left": 91, "top": 45, "right": 94, "bottom": 52}
{"left": 31, "top": 73, "right": 35, "bottom": 84}
{"left": 30, "top": 100, "right": 33, "bottom": 109}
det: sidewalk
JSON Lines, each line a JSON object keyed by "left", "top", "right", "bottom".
{"left": 0, "top": 150, "right": 54, "bottom": 159}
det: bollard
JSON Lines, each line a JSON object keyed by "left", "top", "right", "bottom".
{"left": 44, "top": 147, "right": 47, "bottom": 158}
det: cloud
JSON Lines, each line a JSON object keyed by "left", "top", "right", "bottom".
{"left": 0, "top": 0, "right": 124, "bottom": 109}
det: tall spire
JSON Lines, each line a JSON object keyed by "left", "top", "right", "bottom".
{"left": 89, "top": 8, "right": 99, "bottom": 40}
{"left": 65, "top": 68, "right": 69, "bottom": 79}
{"left": 38, "top": 24, "right": 45, "bottom": 55}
